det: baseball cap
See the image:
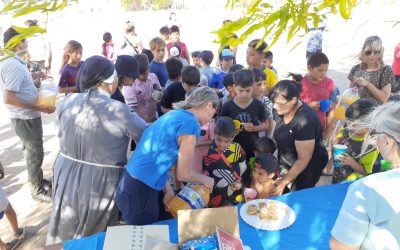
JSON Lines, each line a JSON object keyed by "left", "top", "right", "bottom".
{"left": 220, "top": 49, "right": 234, "bottom": 60}
{"left": 254, "top": 153, "right": 279, "bottom": 174}
{"left": 114, "top": 55, "right": 139, "bottom": 79}
{"left": 170, "top": 45, "right": 181, "bottom": 57}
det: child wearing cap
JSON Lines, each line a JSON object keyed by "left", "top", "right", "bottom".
{"left": 203, "top": 117, "right": 248, "bottom": 207}
{"left": 209, "top": 49, "right": 234, "bottom": 90}
{"left": 111, "top": 55, "right": 139, "bottom": 104}
{"left": 251, "top": 153, "right": 280, "bottom": 199}
{"left": 123, "top": 54, "right": 162, "bottom": 123}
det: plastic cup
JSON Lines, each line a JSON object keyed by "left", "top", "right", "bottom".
{"left": 380, "top": 160, "right": 392, "bottom": 172}
{"left": 243, "top": 188, "right": 257, "bottom": 202}
{"left": 319, "top": 99, "right": 332, "bottom": 112}
{"left": 333, "top": 144, "right": 348, "bottom": 168}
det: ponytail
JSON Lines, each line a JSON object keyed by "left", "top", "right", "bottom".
{"left": 287, "top": 72, "right": 303, "bottom": 92}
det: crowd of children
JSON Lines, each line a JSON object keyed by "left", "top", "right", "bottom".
{"left": 2, "top": 18, "right": 400, "bottom": 247}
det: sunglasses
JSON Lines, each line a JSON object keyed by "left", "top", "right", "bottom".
{"left": 364, "top": 50, "right": 381, "bottom": 56}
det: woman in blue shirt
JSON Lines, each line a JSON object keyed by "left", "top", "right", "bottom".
{"left": 116, "top": 86, "right": 219, "bottom": 225}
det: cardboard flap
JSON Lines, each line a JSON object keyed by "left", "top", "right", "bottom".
{"left": 178, "top": 207, "right": 239, "bottom": 244}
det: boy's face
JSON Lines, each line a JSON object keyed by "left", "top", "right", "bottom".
{"left": 262, "top": 57, "right": 272, "bottom": 68}
{"left": 152, "top": 45, "right": 166, "bottom": 62}
{"left": 227, "top": 86, "right": 236, "bottom": 96}
{"left": 253, "top": 167, "right": 273, "bottom": 183}
{"left": 170, "top": 32, "right": 180, "bottom": 43}
{"left": 215, "top": 135, "right": 234, "bottom": 151}
{"left": 192, "top": 56, "right": 202, "bottom": 68}
{"left": 139, "top": 70, "right": 149, "bottom": 82}
{"left": 221, "top": 58, "right": 233, "bottom": 71}
{"left": 160, "top": 33, "right": 170, "bottom": 42}
{"left": 246, "top": 47, "right": 263, "bottom": 68}
{"left": 253, "top": 80, "right": 265, "bottom": 97}
{"left": 235, "top": 85, "right": 253, "bottom": 103}
{"left": 307, "top": 63, "right": 328, "bottom": 83}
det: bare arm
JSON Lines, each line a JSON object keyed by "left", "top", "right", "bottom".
{"left": 354, "top": 77, "right": 391, "bottom": 103}
{"left": 323, "top": 108, "right": 335, "bottom": 140}
{"left": 4, "top": 90, "right": 54, "bottom": 113}
{"left": 184, "top": 46, "right": 191, "bottom": 65}
{"left": 176, "top": 134, "right": 214, "bottom": 191}
{"left": 58, "top": 86, "right": 76, "bottom": 94}
{"left": 330, "top": 237, "right": 359, "bottom": 250}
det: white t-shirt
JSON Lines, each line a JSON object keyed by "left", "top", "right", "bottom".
{"left": 331, "top": 168, "right": 400, "bottom": 249}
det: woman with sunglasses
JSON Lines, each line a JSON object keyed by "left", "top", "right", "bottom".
{"left": 115, "top": 86, "right": 218, "bottom": 225}
{"left": 330, "top": 102, "right": 400, "bottom": 249}
{"left": 349, "top": 36, "right": 395, "bottom": 103}
{"left": 268, "top": 80, "right": 328, "bottom": 196}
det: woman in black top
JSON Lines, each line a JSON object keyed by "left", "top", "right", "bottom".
{"left": 269, "top": 80, "right": 328, "bottom": 195}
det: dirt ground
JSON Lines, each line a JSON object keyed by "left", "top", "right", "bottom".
{"left": 0, "top": 1, "right": 398, "bottom": 249}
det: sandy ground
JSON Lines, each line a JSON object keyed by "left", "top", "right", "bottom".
{"left": 0, "top": 1, "right": 399, "bottom": 249}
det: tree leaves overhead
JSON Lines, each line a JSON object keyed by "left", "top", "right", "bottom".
{"left": 214, "top": 0, "right": 358, "bottom": 51}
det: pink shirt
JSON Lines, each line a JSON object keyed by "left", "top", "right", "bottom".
{"left": 392, "top": 44, "right": 400, "bottom": 75}
{"left": 300, "top": 75, "right": 335, "bottom": 129}
{"left": 123, "top": 73, "right": 161, "bottom": 123}
{"left": 192, "top": 120, "right": 215, "bottom": 174}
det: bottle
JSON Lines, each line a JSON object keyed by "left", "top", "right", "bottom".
{"left": 36, "top": 77, "right": 57, "bottom": 107}
{"left": 168, "top": 184, "right": 210, "bottom": 218}
{"left": 334, "top": 87, "right": 360, "bottom": 121}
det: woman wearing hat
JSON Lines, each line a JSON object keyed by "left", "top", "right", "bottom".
{"left": 111, "top": 55, "right": 139, "bottom": 103}
{"left": 46, "top": 56, "right": 147, "bottom": 244}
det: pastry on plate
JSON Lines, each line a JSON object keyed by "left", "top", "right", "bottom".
{"left": 258, "top": 206, "right": 279, "bottom": 221}
{"left": 258, "top": 202, "right": 267, "bottom": 209}
{"left": 247, "top": 204, "right": 258, "bottom": 215}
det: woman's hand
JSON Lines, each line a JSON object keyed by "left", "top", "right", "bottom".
{"left": 354, "top": 77, "right": 370, "bottom": 87}
{"left": 270, "top": 179, "right": 287, "bottom": 196}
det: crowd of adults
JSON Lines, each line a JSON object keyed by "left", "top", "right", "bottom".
{"left": 0, "top": 14, "right": 399, "bottom": 250}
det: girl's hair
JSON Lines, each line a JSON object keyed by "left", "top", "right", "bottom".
{"left": 173, "top": 86, "right": 219, "bottom": 110}
{"left": 133, "top": 54, "right": 149, "bottom": 74}
{"left": 358, "top": 36, "right": 385, "bottom": 69}
{"left": 214, "top": 116, "right": 236, "bottom": 138}
{"left": 102, "top": 32, "right": 113, "bottom": 57}
{"left": 348, "top": 102, "right": 400, "bottom": 154}
{"left": 268, "top": 79, "right": 302, "bottom": 102}
{"left": 60, "top": 40, "right": 82, "bottom": 72}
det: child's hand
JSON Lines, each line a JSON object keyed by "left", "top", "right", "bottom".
{"left": 308, "top": 101, "right": 320, "bottom": 110}
{"left": 242, "top": 123, "right": 254, "bottom": 132}
{"left": 339, "top": 153, "right": 358, "bottom": 167}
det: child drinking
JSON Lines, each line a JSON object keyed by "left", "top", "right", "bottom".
{"left": 332, "top": 99, "right": 379, "bottom": 183}
{"left": 59, "top": 40, "right": 83, "bottom": 94}
{"left": 203, "top": 117, "right": 247, "bottom": 207}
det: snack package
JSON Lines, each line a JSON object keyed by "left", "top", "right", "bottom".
{"left": 181, "top": 234, "right": 218, "bottom": 250}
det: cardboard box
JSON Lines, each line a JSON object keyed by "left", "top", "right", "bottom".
{"left": 178, "top": 207, "right": 240, "bottom": 245}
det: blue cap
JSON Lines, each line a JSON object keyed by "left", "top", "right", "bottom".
{"left": 221, "top": 49, "right": 234, "bottom": 59}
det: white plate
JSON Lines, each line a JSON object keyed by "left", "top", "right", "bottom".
{"left": 239, "top": 199, "right": 296, "bottom": 230}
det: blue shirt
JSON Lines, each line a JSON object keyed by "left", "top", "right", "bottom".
{"left": 209, "top": 68, "right": 226, "bottom": 89}
{"left": 149, "top": 60, "right": 168, "bottom": 88}
{"left": 126, "top": 109, "right": 201, "bottom": 190}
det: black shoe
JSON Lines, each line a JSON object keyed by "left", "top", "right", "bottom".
{"left": 32, "top": 189, "right": 52, "bottom": 203}
{"left": 41, "top": 178, "right": 52, "bottom": 190}
{"left": 6, "top": 238, "right": 21, "bottom": 250}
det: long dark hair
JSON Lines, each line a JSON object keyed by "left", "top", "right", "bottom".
{"left": 268, "top": 79, "right": 302, "bottom": 102}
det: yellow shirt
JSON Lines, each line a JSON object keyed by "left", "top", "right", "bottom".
{"left": 264, "top": 67, "right": 279, "bottom": 93}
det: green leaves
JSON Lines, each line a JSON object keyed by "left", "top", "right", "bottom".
{"left": 215, "top": 0, "right": 358, "bottom": 50}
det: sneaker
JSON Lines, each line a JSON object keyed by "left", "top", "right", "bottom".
{"left": 6, "top": 239, "right": 21, "bottom": 250}
{"left": 41, "top": 178, "right": 52, "bottom": 190}
{"left": 32, "top": 189, "right": 52, "bottom": 203}
{"left": 14, "top": 227, "right": 25, "bottom": 240}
